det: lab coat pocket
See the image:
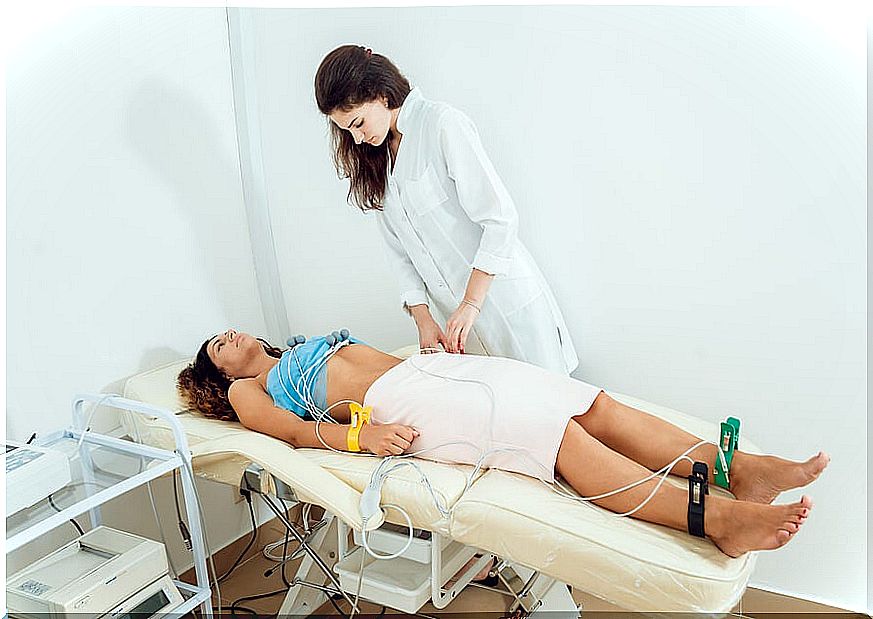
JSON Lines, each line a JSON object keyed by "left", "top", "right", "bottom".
{"left": 404, "top": 165, "right": 449, "bottom": 215}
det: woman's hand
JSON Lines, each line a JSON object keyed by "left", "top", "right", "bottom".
{"left": 445, "top": 301, "right": 480, "bottom": 354}
{"left": 359, "top": 423, "right": 419, "bottom": 456}
{"left": 409, "top": 304, "right": 448, "bottom": 353}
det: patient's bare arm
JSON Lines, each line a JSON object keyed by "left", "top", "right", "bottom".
{"left": 227, "top": 379, "right": 417, "bottom": 455}
{"left": 280, "top": 416, "right": 417, "bottom": 455}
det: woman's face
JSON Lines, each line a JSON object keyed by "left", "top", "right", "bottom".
{"left": 207, "top": 329, "right": 262, "bottom": 379}
{"left": 329, "top": 97, "right": 394, "bottom": 146}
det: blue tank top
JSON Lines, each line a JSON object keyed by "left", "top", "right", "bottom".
{"left": 265, "top": 335, "right": 364, "bottom": 419}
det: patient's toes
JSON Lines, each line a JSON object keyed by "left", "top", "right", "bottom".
{"left": 775, "top": 530, "right": 791, "bottom": 547}
{"left": 711, "top": 497, "right": 814, "bottom": 557}
{"left": 786, "top": 497, "right": 813, "bottom": 528}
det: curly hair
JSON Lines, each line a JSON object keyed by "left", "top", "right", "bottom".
{"left": 177, "top": 335, "right": 283, "bottom": 421}
{"left": 314, "top": 45, "right": 411, "bottom": 212}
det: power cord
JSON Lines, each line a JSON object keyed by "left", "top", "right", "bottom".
{"left": 47, "top": 493, "right": 84, "bottom": 536}
{"left": 213, "top": 604, "right": 258, "bottom": 616}
{"left": 226, "top": 588, "right": 288, "bottom": 615}
{"left": 44, "top": 481, "right": 108, "bottom": 538}
{"left": 216, "top": 488, "right": 258, "bottom": 584}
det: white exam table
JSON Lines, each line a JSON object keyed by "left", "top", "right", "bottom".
{"left": 118, "top": 353, "right": 757, "bottom": 616}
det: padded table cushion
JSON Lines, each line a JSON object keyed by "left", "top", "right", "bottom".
{"left": 121, "top": 355, "right": 756, "bottom": 614}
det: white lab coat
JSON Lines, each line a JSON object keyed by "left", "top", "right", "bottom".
{"left": 377, "top": 88, "right": 578, "bottom": 374}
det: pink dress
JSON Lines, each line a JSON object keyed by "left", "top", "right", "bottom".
{"left": 363, "top": 352, "right": 601, "bottom": 483}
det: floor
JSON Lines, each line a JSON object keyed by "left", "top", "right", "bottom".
{"left": 183, "top": 515, "right": 868, "bottom": 618}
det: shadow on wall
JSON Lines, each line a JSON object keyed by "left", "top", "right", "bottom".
{"left": 88, "top": 346, "right": 191, "bottom": 433}
{"left": 124, "top": 76, "right": 260, "bottom": 334}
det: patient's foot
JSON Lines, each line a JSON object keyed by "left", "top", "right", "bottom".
{"left": 707, "top": 495, "right": 812, "bottom": 557}
{"left": 730, "top": 451, "right": 829, "bottom": 504}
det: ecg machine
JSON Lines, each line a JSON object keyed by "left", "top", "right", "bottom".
{"left": 6, "top": 441, "right": 72, "bottom": 517}
{"left": 6, "top": 526, "right": 183, "bottom": 618}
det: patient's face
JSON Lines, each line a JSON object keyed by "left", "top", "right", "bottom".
{"left": 207, "top": 329, "right": 261, "bottom": 379}
{"left": 329, "top": 97, "right": 394, "bottom": 147}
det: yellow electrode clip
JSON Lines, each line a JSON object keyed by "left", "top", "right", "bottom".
{"left": 346, "top": 403, "right": 372, "bottom": 452}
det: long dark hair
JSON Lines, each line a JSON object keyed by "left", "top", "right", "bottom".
{"left": 177, "top": 335, "right": 283, "bottom": 421}
{"left": 314, "top": 45, "right": 411, "bottom": 212}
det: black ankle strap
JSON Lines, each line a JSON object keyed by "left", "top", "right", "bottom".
{"left": 687, "top": 461, "right": 709, "bottom": 538}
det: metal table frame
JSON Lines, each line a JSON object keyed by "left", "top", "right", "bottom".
{"left": 6, "top": 393, "right": 214, "bottom": 619}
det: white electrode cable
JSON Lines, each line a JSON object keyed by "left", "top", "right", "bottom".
{"left": 75, "top": 393, "right": 121, "bottom": 451}
{"left": 349, "top": 544, "right": 367, "bottom": 619}
{"left": 352, "top": 353, "right": 731, "bottom": 555}
{"left": 287, "top": 346, "right": 733, "bottom": 560}
{"left": 359, "top": 503, "right": 414, "bottom": 560}
{"left": 130, "top": 420, "right": 181, "bottom": 579}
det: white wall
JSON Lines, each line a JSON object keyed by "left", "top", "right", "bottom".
{"left": 244, "top": 5, "right": 866, "bottom": 610}
{"left": 6, "top": 6, "right": 268, "bottom": 438}
{"left": 6, "top": 4, "right": 270, "bottom": 574}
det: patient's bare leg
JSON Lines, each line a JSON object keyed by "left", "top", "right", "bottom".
{"left": 554, "top": 422, "right": 812, "bottom": 557}
{"left": 574, "top": 393, "right": 829, "bottom": 504}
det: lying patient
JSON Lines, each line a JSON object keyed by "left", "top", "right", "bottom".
{"left": 177, "top": 329, "right": 829, "bottom": 558}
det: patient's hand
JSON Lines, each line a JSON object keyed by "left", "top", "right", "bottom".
{"left": 360, "top": 423, "right": 419, "bottom": 456}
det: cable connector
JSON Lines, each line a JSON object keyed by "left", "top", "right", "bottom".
{"left": 179, "top": 519, "right": 192, "bottom": 551}
{"left": 239, "top": 487, "right": 252, "bottom": 504}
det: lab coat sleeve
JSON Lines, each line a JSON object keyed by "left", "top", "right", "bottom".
{"left": 438, "top": 108, "right": 519, "bottom": 276}
{"left": 376, "top": 213, "right": 429, "bottom": 311}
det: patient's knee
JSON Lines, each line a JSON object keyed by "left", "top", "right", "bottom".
{"left": 576, "top": 391, "right": 616, "bottom": 434}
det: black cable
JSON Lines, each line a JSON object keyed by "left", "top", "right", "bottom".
{"left": 172, "top": 469, "right": 192, "bottom": 550}
{"left": 25, "top": 432, "right": 37, "bottom": 444}
{"left": 47, "top": 493, "right": 84, "bottom": 536}
{"left": 279, "top": 498, "right": 293, "bottom": 589}
{"left": 216, "top": 489, "right": 258, "bottom": 584}
{"left": 274, "top": 499, "right": 349, "bottom": 619}
{"left": 215, "top": 604, "right": 258, "bottom": 616}
{"left": 229, "top": 587, "right": 288, "bottom": 610}
{"left": 328, "top": 593, "right": 351, "bottom": 618}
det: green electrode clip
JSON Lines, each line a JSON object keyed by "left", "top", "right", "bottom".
{"left": 714, "top": 417, "right": 741, "bottom": 489}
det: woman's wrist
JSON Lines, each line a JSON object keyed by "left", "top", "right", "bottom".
{"left": 463, "top": 268, "right": 493, "bottom": 310}
{"left": 461, "top": 298, "right": 481, "bottom": 312}
{"left": 408, "top": 303, "right": 432, "bottom": 325}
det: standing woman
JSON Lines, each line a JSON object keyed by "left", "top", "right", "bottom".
{"left": 314, "top": 45, "right": 578, "bottom": 374}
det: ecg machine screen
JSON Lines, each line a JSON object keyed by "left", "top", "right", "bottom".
{"left": 115, "top": 589, "right": 170, "bottom": 619}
